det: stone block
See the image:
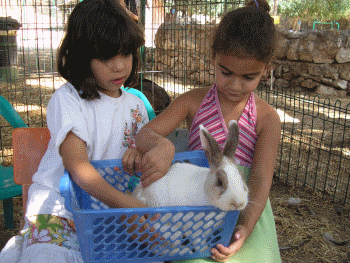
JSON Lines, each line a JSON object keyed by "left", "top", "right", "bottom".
{"left": 339, "top": 69, "right": 350, "bottom": 81}
{"left": 282, "top": 73, "right": 293, "bottom": 80}
{"left": 333, "top": 79, "right": 348, "bottom": 90}
{"left": 315, "top": 85, "right": 347, "bottom": 97}
{"left": 323, "top": 66, "right": 339, "bottom": 80}
{"left": 320, "top": 78, "right": 333, "bottom": 85}
{"left": 291, "top": 79, "right": 301, "bottom": 88}
{"left": 313, "top": 50, "right": 334, "bottom": 64}
{"left": 282, "top": 64, "right": 290, "bottom": 72}
{"left": 275, "top": 78, "right": 290, "bottom": 88}
{"left": 275, "top": 35, "right": 289, "bottom": 59}
{"left": 286, "top": 39, "right": 300, "bottom": 60}
{"left": 308, "top": 64, "right": 322, "bottom": 76}
{"left": 299, "top": 53, "right": 313, "bottom": 62}
{"left": 164, "top": 39, "right": 175, "bottom": 50}
{"left": 336, "top": 48, "right": 350, "bottom": 63}
{"left": 274, "top": 64, "right": 283, "bottom": 78}
{"left": 301, "top": 79, "right": 318, "bottom": 89}
{"left": 315, "top": 85, "right": 337, "bottom": 96}
{"left": 298, "top": 38, "right": 314, "bottom": 62}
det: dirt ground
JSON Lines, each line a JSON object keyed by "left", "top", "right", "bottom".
{"left": 270, "top": 181, "right": 350, "bottom": 263}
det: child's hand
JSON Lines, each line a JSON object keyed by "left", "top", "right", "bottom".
{"left": 210, "top": 225, "right": 247, "bottom": 262}
{"left": 140, "top": 141, "right": 175, "bottom": 187}
{"left": 122, "top": 148, "right": 142, "bottom": 175}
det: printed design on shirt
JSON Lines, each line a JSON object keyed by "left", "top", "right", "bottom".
{"left": 123, "top": 105, "right": 144, "bottom": 148}
{"left": 21, "top": 214, "right": 80, "bottom": 251}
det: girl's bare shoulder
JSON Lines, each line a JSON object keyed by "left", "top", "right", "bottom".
{"left": 254, "top": 93, "right": 281, "bottom": 134}
{"left": 178, "top": 86, "right": 210, "bottom": 107}
{"left": 184, "top": 86, "right": 210, "bottom": 99}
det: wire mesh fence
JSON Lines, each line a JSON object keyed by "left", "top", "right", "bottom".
{"left": 0, "top": 0, "right": 78, "bottom": 129}
{"left": 140, "top": 0, "right": 245, "bottom": 105}
{"left": 0, "top": 0, "right": 349, "bottom": 207}
{"left": 257, "top": 84, "right": 350, "bottom": 207}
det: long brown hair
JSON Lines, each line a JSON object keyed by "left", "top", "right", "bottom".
{"left": 57, "top": 0, "right": 145, "bottom": 100}
{"left": 212, "top": 0, "right": 276, "bottom": 63}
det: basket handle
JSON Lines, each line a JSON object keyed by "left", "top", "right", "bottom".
{"left": 59, "top": 172, "right": 70, "bottom": 199}
{"left": 59, "top": 171, "right": 81, "bottom": 211}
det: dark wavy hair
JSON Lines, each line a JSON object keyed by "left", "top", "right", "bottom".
{"left": 57, "top": 0, "right": 145, "bottom": 100}
{"left": 212, "top": 0, "right": 276, "bottom": 63}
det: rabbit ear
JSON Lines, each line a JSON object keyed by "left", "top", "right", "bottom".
{"left": 223, "top": 120, "right": 239, "bottom": 160}
{"left": 199, "top": 125, "right": 223, "bottom": 168}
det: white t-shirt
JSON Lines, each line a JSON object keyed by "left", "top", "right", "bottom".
{"left": 26, "top": 83, "right": 149, "bottom": 220}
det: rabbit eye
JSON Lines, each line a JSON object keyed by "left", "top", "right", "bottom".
{"left": 215, "top": 170, "right": 227, "bottom": 192}
{"left": 217, "top": 178, "right": 223, "bottom": 187}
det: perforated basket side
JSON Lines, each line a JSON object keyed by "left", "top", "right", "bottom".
{"left": 60, "top": 151, "right": 240, "bottom": 262}
{"left": 72, "top": 206, "right": 239, "bottom": 262}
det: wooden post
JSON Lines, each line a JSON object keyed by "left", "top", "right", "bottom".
{"left": 273, "top": 0, "right": 278, "bottom": 16}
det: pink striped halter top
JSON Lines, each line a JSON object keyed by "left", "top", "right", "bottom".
{"left": 188, "top": 84, "right": 258, "bottom": 168}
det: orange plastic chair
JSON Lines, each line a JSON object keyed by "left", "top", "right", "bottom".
{"left": 12, "top": 127, "right": 51, "bottom": 230}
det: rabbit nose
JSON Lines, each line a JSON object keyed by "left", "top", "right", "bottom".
{"left": 231, "top": 201, "right": 244, "bottom": 209}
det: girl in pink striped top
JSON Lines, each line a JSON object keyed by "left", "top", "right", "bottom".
{"left": 188, "top": 84, "right": 257, "bottom": 168}
{"left": 135, "top": 0, "right": 281, "bottom": 262}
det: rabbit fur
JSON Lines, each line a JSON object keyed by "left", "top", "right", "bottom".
{"left": 133, "top": 120, "right": 249, "bottom": 211}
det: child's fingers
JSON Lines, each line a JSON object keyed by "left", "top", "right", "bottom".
{"left": 210, "top": 248, "right": 229, "bottom": 262}
{"left": 139, "top": 149, "right": 171, "bottom": 187}
{"left": 140, "top": 147, "right": 166, "bottom": 169}
{"left": 210, "top": 235, "right": 245, "bottom": 262}
{"left": 140, "top": 164, "right": 156, "bottom": 180}
{"left": 210, "top": 245, "right": 231, "bottom": 262}
{"left": 141, "top": 171, "right": 162, "bottom": 187}
{"left": 215, "top": 244, "right": 233, "bottom": 256}
{"left": 140, "top": 157, "right": 157, "bottom": 180}
{"left": 134, "top": 152, "right": 142, "bottom": 173}
{"left": 140, "top": 154, "right": 155, "bottom": 172}
{"left": 122, "top": 149, "right": 143, "bottom": 175}
{"left": 122, "top": 150, "right": 133, "bottom": 174}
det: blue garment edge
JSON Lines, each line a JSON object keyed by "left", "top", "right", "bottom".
{"left": 122, "top": 87, "right": 156, "bottom": 121}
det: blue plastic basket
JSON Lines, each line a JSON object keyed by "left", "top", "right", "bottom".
{"left": 59, "top": 150, "right": 240, "bottom": 263}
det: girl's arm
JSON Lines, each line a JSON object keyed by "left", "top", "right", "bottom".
{"left": 135, "top": 91, "right": 193, "bottom": 187}
{"left": 60, "top": 131, "right": 147, "bottom": 208}
{"left": 237, "top": 105, "right": 281, "bottom": 238}
{"left": 210, "top": 105, "right": 281, "bottom": 261}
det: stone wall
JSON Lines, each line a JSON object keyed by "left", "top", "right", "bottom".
{"left": 152, "top": 22, "right": 215, "bottom": 85}
{"left": 273, "top": 30, "right": 350, "bottom": 97}
{"left": 151, "top": 22, "right": 350, "bottom": 97}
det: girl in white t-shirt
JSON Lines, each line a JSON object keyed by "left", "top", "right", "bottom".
{"left": 0, "top": 0, "right": 152, "bottom": 262}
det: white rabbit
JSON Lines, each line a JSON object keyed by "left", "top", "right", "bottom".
{"left": 133, "top": 120, "right": 249, "bottom": 211}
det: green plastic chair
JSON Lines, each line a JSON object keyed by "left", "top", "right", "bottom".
{"left": 0, "top": 95, "right": 27, "bottom": 229}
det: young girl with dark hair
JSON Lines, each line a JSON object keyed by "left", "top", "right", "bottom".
{"left": 135, "top": 0, "right": 282, "bottom": 262}
{"left": 0, "top": 0, "right": 154, "bottom": 262}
